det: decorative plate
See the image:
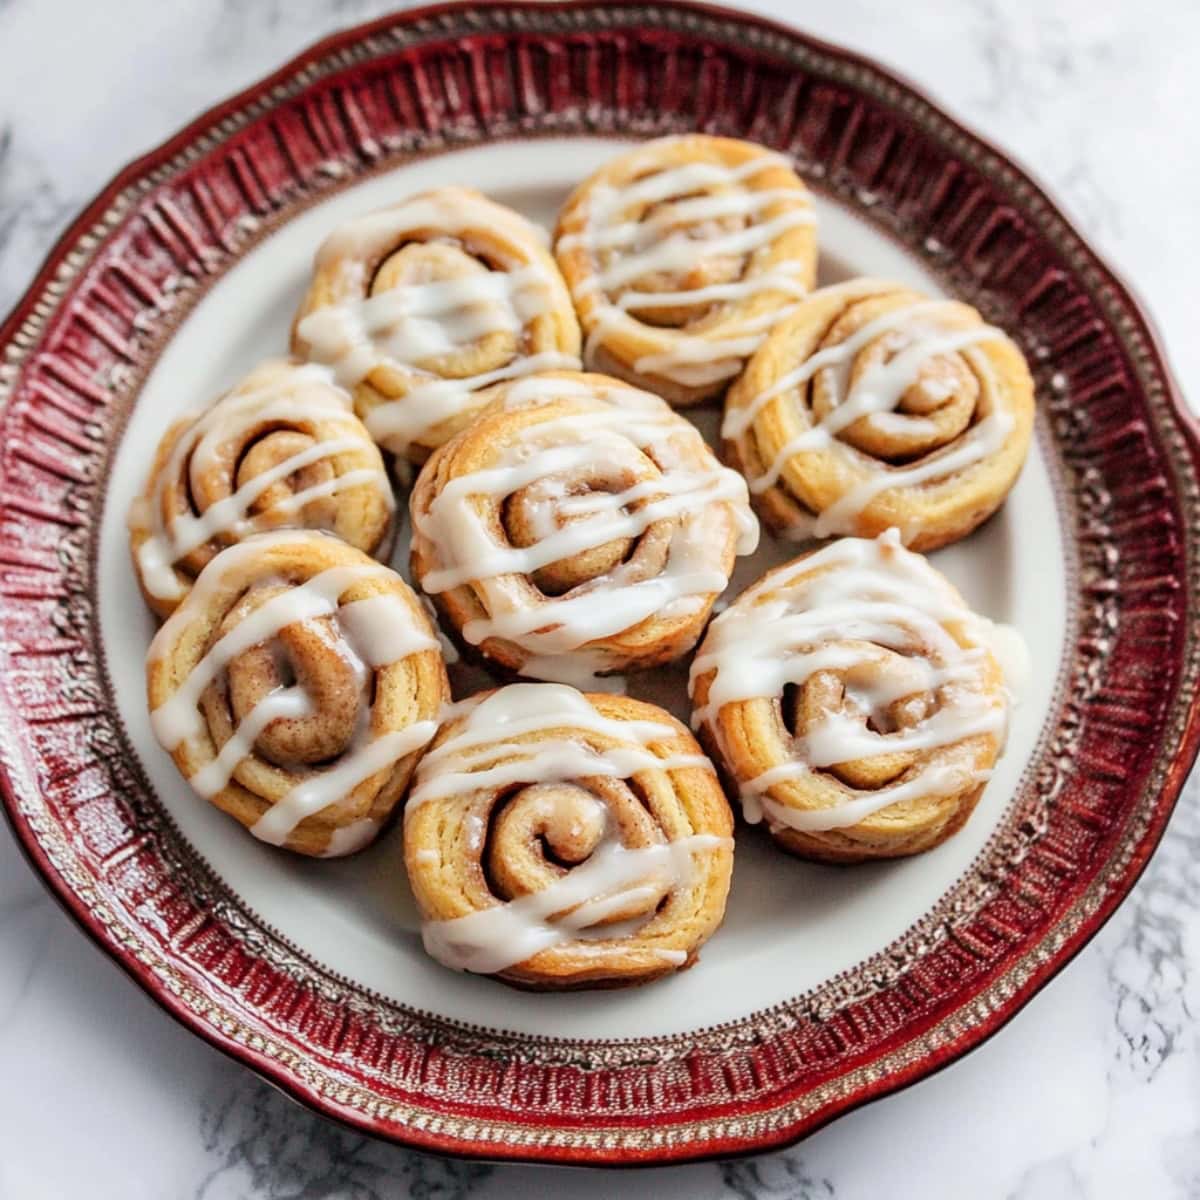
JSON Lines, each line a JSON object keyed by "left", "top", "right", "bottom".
{"left": 1, "top": 0, "right": 1196, "bottom": 1167}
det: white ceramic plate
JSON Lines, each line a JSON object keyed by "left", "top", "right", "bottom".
{"left": 101, "top": 138, "right": 1064, "bottom": 1040}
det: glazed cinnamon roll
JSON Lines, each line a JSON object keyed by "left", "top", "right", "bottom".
{"left": 408, "top": 370, "right": 759, "bottom": 686}
{"left": 146, "top": 530, "right": 449, "bottom": 858}
{"left": 690, "top": 530, "right": 1019, "bottom": 863}
{"left": 128, "top": 359, "right": 394, "bottom": 618}
{"left": 723, "top": 279, "right": 1035, "bottom": 550}
{"left": 554, "top": 135, "right": 817, "bottom": 406}
{"left": 405, "top": 683, "right": 733, "bottom": 988}
{"left": 292, "top": 187, "right": 582, "bottom": 463}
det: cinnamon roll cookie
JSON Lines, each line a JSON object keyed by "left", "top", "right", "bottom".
{"left": 723, "top": 279, "right": 1035, "bottom": 550}
{"left": 405, "top": 683, "right": 733, "bottom": 988}
{"left": 690, "top": 530, "right": 1019, "bottom": 862}
{"left": 292, "top": 187, "right": 581, "bottom": 463}
{"left": 147, "top": 530, "right": 449, "bottom": 857}
{"left": 555, "top": 135, "right": 817, "bottom": 406}
{"left": 408, "top": 370, "right": 759, "bottom": 686}
{"left": 128, "top": 359, "right": 394, "bottom": 618}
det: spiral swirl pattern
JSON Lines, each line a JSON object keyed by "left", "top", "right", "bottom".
{"left": 408, "top": 370, "right": 758, "bottom": 686}
{"left": 722, "top": 279, "right": 1035, "bottom": 551}
{"left": 292, "top": 187, "right": 582, "bottom": 463}
{"left": 555, "top": 134, "right": 817, "bottom": 407}
{"left": 689, "top": 531, "right": 1013, "bottom": 863}
{"left": 404, "top": 683, "right": 733, "bottom": 988}
{"left": 128, "top": 359, "right": 394, "bottom": 618}
{"left": 147, "top": 530, "right": 448, "bottom": 857}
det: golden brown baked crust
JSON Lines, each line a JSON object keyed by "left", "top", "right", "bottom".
{"left": 128, "top": 358, "right": 393, "bottom": 619}
{"left": 404, "top": 685, "right": 734, "bottom": 988}
{"left": 291, "top": 186, "right": 581, "bottom": 463}
{"left": 407, "top": 370, "right": 757, "bottom": 684}
{"left": 146, "top": 530, "right": 448, "bottom": 857}
{"left": 722, "top": 279, "right": 1035, "bottom": 551}
{"left": 689, "top": 533, "right": 1009, "bottom": 863}
{"left": 554, "top": 134, "right": 817, "bottom": 406}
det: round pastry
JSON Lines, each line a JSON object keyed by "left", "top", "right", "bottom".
{"left": 291, "top": 186, "right": 582, "bottom": 463}
{"left": 554, "top": 134, "right": 817, "bottom": 406}
{"left": 408, "top": 370, "right": 759, "bottom": 686}
{"left": 405, "top": 682, "right": 734, "bottom": 989}
{"left": 722, "top": 278, "right": 1035, "bottom": 550}
{"left": 689, "top": 529, "right": 1018, "bottom": 863}
{"left": 147, "top": 530, "right": 449, "bottom": 857}
{"left": 128, "top": 359, "right": 394, "bottom": 619}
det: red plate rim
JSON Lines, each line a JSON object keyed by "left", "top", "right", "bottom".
{"left": 0, "top": 0, "right": 1198, "bottom": 1167}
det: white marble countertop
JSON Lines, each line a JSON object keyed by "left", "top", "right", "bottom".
{"left": 1, "top": 1, "right": 1197, "bottom": 1197}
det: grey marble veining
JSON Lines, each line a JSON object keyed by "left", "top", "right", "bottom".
{"left": 0, "top": 1, "right": 1197, "bottom": 1197}
{"left": 194, "top": 1071, "right": 493, "bottom": 1200}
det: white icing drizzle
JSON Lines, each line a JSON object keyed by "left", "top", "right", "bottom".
{"left": 295, "top": 190, "right": 583, "bottom": 458}
{"left": 412, "top": 375, "right": 758, "bottom": 686}
{"left": 724, "top": 289, "right": 1014, "bottom": 540}
{"left": 630, "top": 297, "right": 807, "bottom": 388}
{"left": 250, "top": 720, "right": 438, "bottom": 847}
{"left": 411, "top": 684, "right": 725, "bottom": 974}
{"left": 410, "top": 685, "right": 711, "bottom": 808}
{"left": 574, "top": 210, "right": 811, "bottom": 297}
{"left": 299, "top": 267, "right": 561, "bottom": 389}
{"left": 751, "top": 764, "right": 992, "bottom": 834}
{"left": 336, "top": 595, "right": 442, "bottom": 667}
{"left": 561, "top": 143, "right": 815, "bottom": 386}
{"left": 613, "top": 272, "right": 808, "bottom": 315}
{"left": 689, "top": 530, "right": 1023, "bottom": 833}
{"left": 422, "top": 835, "right": 722, "bottom": 974}
{"left": 321, "top": 819, "right": 382, "bottom": 858}
{"left": 148, "top": 534, "right": 439, "bottom": 852}
{"left": 134, "top": 365, "right": 392, "bottom": 604}
{"left": 806, "top": 407, "right": 1014, "bottom": 540}
{"left": 360, "top": 350, "right": 580, "bottom": 456}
